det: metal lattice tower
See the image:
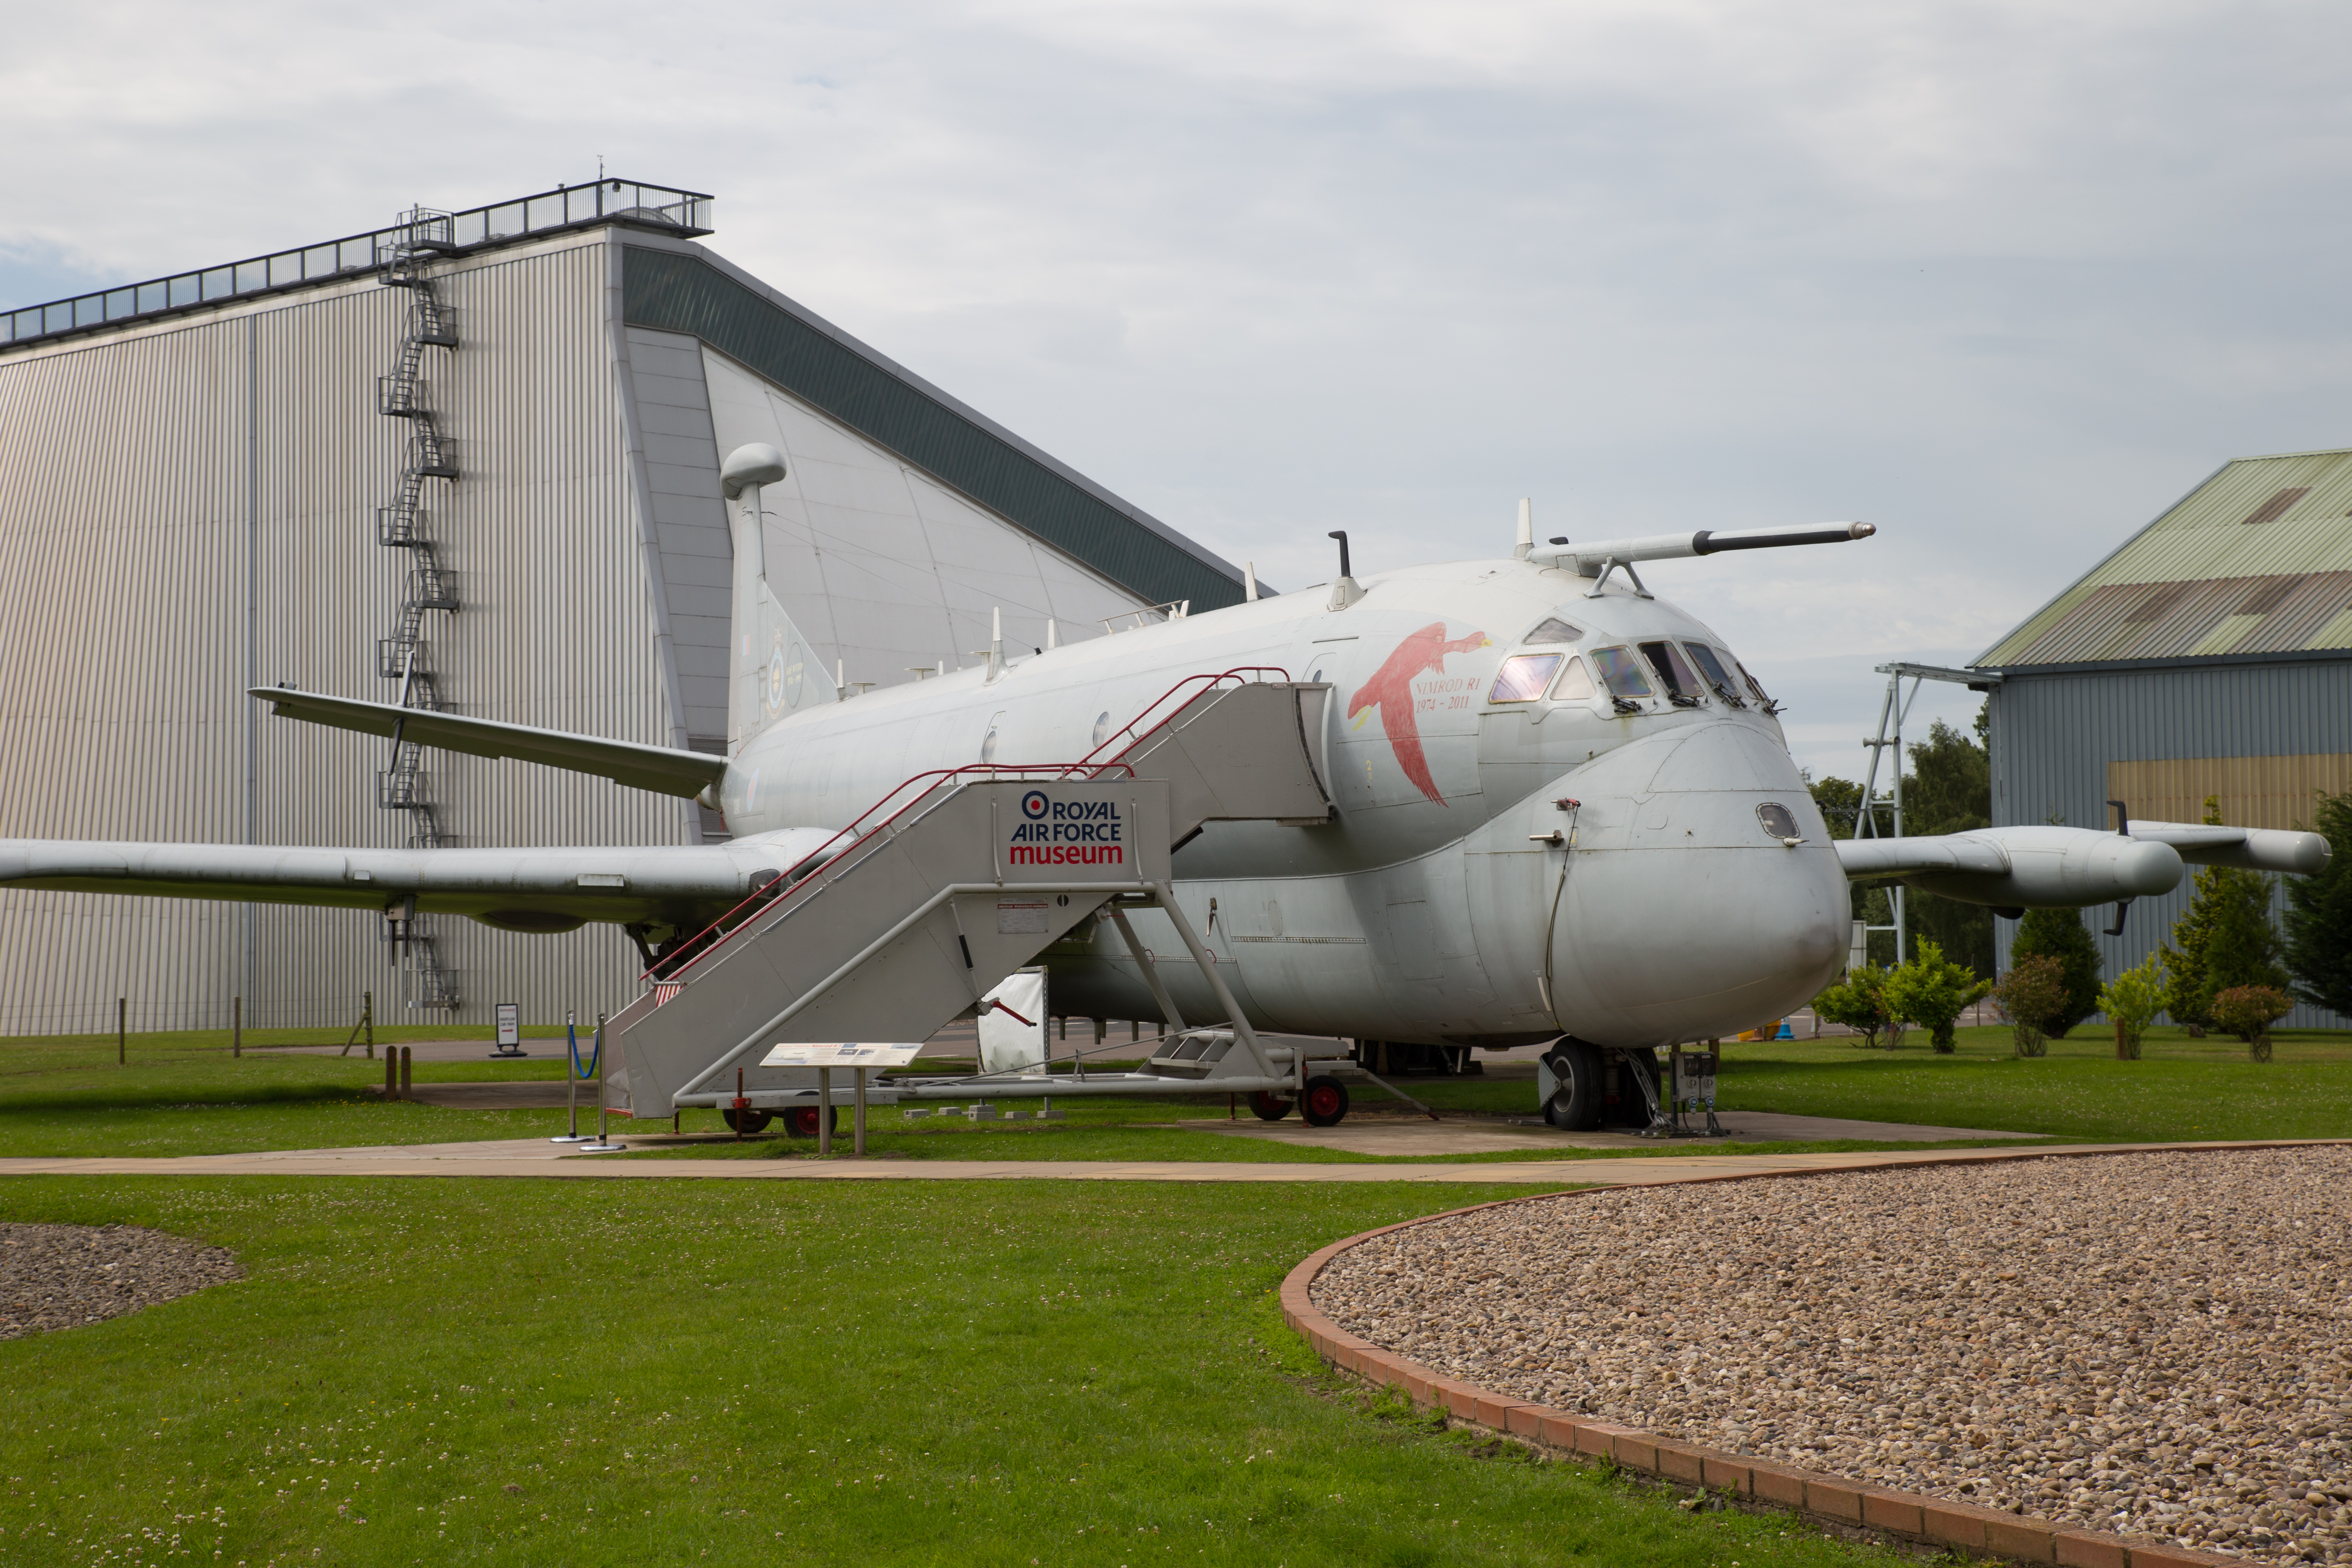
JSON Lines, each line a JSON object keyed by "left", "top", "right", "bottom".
{"left": 373, "top": 206, "right": 462, "bottom": 1007}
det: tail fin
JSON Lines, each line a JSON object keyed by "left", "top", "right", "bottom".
{"left": 723, "top": 444, "right": 839, "bottom": 751}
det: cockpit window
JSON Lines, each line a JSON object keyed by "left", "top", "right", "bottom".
{"left": 1734, "top": 657, "right": 1775, "bottom": 707}
{"left": 1683, "top": 642, "right": 1746, "bottom": 706}
{"left": 1488, "top": 653, "right": 1563, "bottom": 703}
{"left": 1638, "top": 641, "right": 1704, "bottom": 706}
{"left": 1550, "top": 655, "right": 1595, "bottom": 701}
{"left": 1757, "top": 802, "right": 1801, "bottom": 840}
{"left": 1524, "top": 616, "right": 1583, "bottom": 645}
{"left": 1587, "top": 646, "right": 1653, "bottom": 698}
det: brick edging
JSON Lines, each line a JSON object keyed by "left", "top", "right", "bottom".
{"left": 1277, "top": 1145, "right": 2282, "bottom": 1568}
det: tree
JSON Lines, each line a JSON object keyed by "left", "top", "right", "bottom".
{"left": 2095, "top": 953, "right": 2164, "bottom": 1061}
{"left": 2209, "top": 985, "right": 2292, "bottom": 1063}
{"left": 1903, "top": 720, "right": 1993, "bottom": 979}
{"left": 1883, "top": 939, "right": 1992, "bottom": 1053}
{"left": 1812, "top": 965, "right": 1897, "bottom": 1049}
{"left": 1992, "top": 953, "right": 2067, "bottom": 1058}
{"left": 2161, "top": 794, "right": 2287, "bottom": 1032}
{"left": 2010, "top": 907, "right": 2101, "bottom": 1035}
{"left": 2284, "top": 786, "right": 2352, "bottom": 1018}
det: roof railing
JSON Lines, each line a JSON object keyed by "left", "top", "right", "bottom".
{"left": 2, "top": 179, "right": 714, "bottom": 353}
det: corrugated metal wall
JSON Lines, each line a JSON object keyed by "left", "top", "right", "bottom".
{"left": 0, "top": 229, "right": 681, "bottom": 1035}
{"left": 1987, "top": 657, "right": 2352, "bottom": 1028}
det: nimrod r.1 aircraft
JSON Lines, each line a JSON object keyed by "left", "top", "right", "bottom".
{"left": 2, "top": 445, "right": 2329, "bottom": 1133}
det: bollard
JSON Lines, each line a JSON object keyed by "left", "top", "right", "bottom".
{"left": 232, "top": 995, "right": 242, "bottom": 1058}
{"left": 365, "top": 991, "right": 374, "bottom": 1061}
{"left": 399, "top": 1045, "right": 411, "bottom": 1099}
{"left": 853, "top": 1067, "right": 867, "bottom": 1157}
{"left": 817, "top": 1068, "right": 833, "bottom": 1157}
{"left": 117, "top": 998, "right": 126, "bottom": 1065}
{"left": 385, "top": 1049, "right": 397, "bottom": 1100}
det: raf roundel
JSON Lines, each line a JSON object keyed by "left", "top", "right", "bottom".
{"left": 1020, "top": 790, "right": 1050, "bottom": 820}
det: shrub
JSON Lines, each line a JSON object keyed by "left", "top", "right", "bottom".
{"left": 1812, "top": 965, "right": 1897, "bottom": 1050}
{"left": 2009, "top": 907, "right": 2101, "bottom": 1035}
{"left": 1991, "top": 953, "right": 2067, "bottom": 1057}
{"left": 2095, "top": 953, "right": 2164, "bottom": 1061}
{"left": 2209, "top": 985, "right": 2292, "bottom": 1062}
{"left": 1883, "top": 939, "right": 1993, "bottom": 1054}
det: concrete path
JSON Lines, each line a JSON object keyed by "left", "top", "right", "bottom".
{"left": 0, "top": 1140, "right": 2330, "bottom": 1186}
{"left": 1178, "top": 1109, "right": 2038, "bottom": 1155}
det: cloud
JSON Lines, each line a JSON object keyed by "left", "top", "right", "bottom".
{"left": 6, "top": 0, "right": 2347, "bottom": 781}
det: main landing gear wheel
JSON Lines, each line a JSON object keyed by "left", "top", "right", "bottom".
{"left": 1247, "top": 1091, "right": 1294, "bottom": 1122}
{"left": 721, "top": 1107, "right": 773, "bottom": 1135}
{"left": 783, "top": 1105, "right": 838, "bottom": 1138}
{"left": 1542, "top": 1039, "right": 1603, "bottom": 1131}
{"left": 1300, "top": 1076, "right": 1350, "bottom": 1127}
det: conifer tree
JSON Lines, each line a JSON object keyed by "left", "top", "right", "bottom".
{"left": 2010, "top": 906, "right": 2101, "bottom": 1035}
{"left": 2284, "top": 786, "right": 2352, "bottom": 1018}
{"left": 2162, "top": 795, "right": 2290, "bottom": 1028}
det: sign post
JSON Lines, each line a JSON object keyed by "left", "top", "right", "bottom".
{"left": 492, "top": 1002, "right": 525, "bottom": 1058}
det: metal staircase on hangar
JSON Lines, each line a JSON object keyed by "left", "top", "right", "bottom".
{"left": 609, "top": 674, "right": 1363, "bottom": 1125}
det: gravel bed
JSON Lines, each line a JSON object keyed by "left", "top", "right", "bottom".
{"left": 1313, "top": 1148, "right": 2352, "bottom": 1564}
{"left": 1, "top": 1223, "right": 240, "bottom": 1339}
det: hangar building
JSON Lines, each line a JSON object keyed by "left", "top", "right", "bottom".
{"left": 1976, "top": 448, "right": 2352, "bottom": 1027}
{"left": 0, "top": 181, "right": 1250, "bottom": 1036}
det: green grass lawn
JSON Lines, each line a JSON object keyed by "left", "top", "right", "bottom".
{"left": 1712, "top": 1023, "right": 2352, "bottom": 1143}
{"left": 0, "top": 1175, "right": 1909, "bottom": 1568}
{"left": 1, "top": 1021, "right": 2344, "bottom": 1163}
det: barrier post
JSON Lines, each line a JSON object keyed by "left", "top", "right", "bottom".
{"left": 817, "top": 1068, "right": 833, "bottom": 1157}
{"left": 853, "top": 1067, "right": 867, "bottom": 1157}
{"left": 365, "top": 992, "right": 374, "bottom": 1060}
{"left": 385, "top": 1049, "right": 397, "bottom": 1100}
{"left": 399, "top": 1045, "right": 411, "bottom": 1099}
{"left": 551, "top": 1011, "right": 592, "bottom": 1143}
{"left": 232, "top": 996, "right": 241, "bottom": 1058}
{"left": 117, "top": 998, "right": 126, "bottom": 1065}
{"left": 580, "top": 1015, "right": 623, "bottom": 1152}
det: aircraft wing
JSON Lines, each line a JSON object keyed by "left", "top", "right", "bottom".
{"left": 249, "top": 687, "right": 728, "bottom": 799}
{"left": 1833, "top": 819, "right": 2327, "bottom": 912}
{"left": 0, "top": 831, "right": 836, "bottom": 929}
{"left": 1836, "top": 821, "right": 2328, "bottom": 880}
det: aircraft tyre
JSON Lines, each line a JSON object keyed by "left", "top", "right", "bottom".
{"left": 1300, "top": 1076, "right": 1350, "bottom": 1127}
{"left": 721, "top": 1106, "right": 773, "bottom": 1135}
{"left": 1542, "top": 1040, "right": 1604, "bottom": 1131}
{"left": 1248, "top": 1091, "right": 1294, "bottom": 1121}
{"left": 783, "top": 1105, "right": 838, "bottom": 1138}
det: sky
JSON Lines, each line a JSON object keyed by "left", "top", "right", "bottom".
{"left": 8, "top": 0, "right": 2352, "bottom": 783}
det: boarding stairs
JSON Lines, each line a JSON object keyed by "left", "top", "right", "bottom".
{"left": 609, "top": 674, "right": 1341, "bottom": 1118}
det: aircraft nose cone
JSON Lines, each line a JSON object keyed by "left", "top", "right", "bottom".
{"left": 1557, "top": 838, "right": 1848, "bottom": 1041}
{"left": 1540, "top": 722, "right": 1851, "bottom": 1043}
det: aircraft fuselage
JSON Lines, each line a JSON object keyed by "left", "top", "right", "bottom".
{"left": 720, "top": 559, "right": 1849, "bottom": 1050}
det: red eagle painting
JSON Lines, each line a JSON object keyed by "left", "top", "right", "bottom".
{"left": 1347, "top": 622, "right": 1492, "bottom": 805}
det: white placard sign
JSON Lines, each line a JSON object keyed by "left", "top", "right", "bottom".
{"left": 495, "top": 1003, "right": 520, "bottom": 1048}
{"left": 759, "top": 1042, "right": 925, "bottom": 1068}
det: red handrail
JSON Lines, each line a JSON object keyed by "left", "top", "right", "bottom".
{"left": 639, "top": 665, "right": 1293, "bottom": 986}
{"left": 1068, "top": 666, "right": 1292, "bottom": 770}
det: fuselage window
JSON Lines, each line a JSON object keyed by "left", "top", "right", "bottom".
{"left": 1488, "top": 653, "right": 1564, "bottom": 703}
{"left": 1550, "top": 654, "right": 1595, "bottom": 701}
{"left": 1637, "top": 641, "right": 1704, "bottom": 706}
{"left": 1756, "top": 802, "right": 1801, "bottom": 840}
{"left": 1685, "top": 643, "right": 1748, "bottom": 707}
{"left": 1587, "top": 646, "right": 1653, "bottom": 699}
{"left": 1524, "top": 616, "right": 1583, "bottom": 644}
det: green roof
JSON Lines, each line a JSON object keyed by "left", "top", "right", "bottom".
{"left": 1977, "top": 447, "right": 2352, "bottom": 667}
{"left": 623, "top": 245, "right": 1250, "bottom": 612}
